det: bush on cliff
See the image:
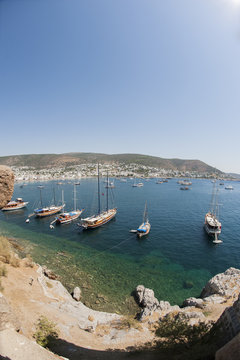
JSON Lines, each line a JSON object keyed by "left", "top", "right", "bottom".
{"left": 151, "top": 314, "right": 221, "bottom": 360}
{"left": 155, "top": 314, "right": 212, "bottom": 348}
{"left": 33, "top": 316, "right": 59, "bottom": 348}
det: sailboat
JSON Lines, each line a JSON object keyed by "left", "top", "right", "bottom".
{"left": 80, "top": 165, "right": 117, "bottom": 229}
{"left": 55, "top": 186, "right": 84, "bottom": 224}
{"left": 204, "top": 182, "right": 222, "bottom": 243}
{"left": 137, "top": 202, "right": 151, "bottom": 238}
{"left": 34, "top": 187, "right": 64, "bottom": 217}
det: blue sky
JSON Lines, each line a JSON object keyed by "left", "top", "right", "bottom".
{"left": 0, "top": 0, "right": 240, "bottom": 173}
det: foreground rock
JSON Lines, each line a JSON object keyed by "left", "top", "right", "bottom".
{"left": 201, "top": 267, "right": 240, "bottom": 299}
{"left": 135, "top": 285, "right": 180, "bottom": 320}
{"left": 0, "top": 165, "right": 14, "bottom": 208}
{"left": 0, "top": 328, "right": 63, "bottom": 360}
{"left": 0, "top": 292, "right": 20, "bottom": 331}
{"left": 72, "top": 286, "right": 81, "bottom": 301}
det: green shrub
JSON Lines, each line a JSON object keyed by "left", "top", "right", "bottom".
{"left": 155, "top": 314, "right": 212, "bottom": 348}
{"left": 33, "top": 316, "right": 59, "bottom": 348}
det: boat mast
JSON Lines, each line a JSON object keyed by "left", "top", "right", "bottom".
{"left": 39, "top": 188, "right": 43, "bottom": 208}
{"left": 53, "top": 188, "right": 56, "bottom": 205}
{"left": 97, "top": 163, "right": 101, "bottom": 215}
{"left": 106, "top": 171, "right": 109, "bottom": 212}
{"left": 143, "top": 201, "right": 148, "bottom": 223}
{"left": 210, "top": 182, "right": 216, "bottom": 215}
{"left": 73, "top": 184, "right": 76, "bottom": 211}
{"left": 61, "top": 190, "right": 64, "bottom": 213}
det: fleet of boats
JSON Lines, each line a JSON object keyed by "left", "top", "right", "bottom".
{"left": 2, "top": 174, "right": 237, "bottom": 243}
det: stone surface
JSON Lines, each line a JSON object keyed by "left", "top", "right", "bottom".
{"left": 37, "top": 266, "right": 121, "bottom": 332}
{"left": 72, "top": 286, "right": 81, "bottom": 301}
{"left": 42, "top": 266, "right": 58, "bottom": 280}
{"left": 201, "top": 267, "right": 240, "bottom": 299}
{"left": 135, "top": 285, "right": 160, "bottom": 319}
{"left": 0, "top": 292, "right": 20, "bottom": 331}
{"left": 0, "top": 165, "right": 14, "bottom": 208}
{"left": 0, "top": 328, "right": 63, "bottom": 360}
{"left": 183, "top": 297, "right": 204, "bottom": 309}
{"left": 203, "top": 295, "right": 226, "bottom": 305}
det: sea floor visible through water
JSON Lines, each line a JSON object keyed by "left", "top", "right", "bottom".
{"left": 1, "top": 177, "right": 240, "bottom": 314}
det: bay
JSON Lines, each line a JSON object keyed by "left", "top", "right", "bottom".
{"left": 0, "top": 178, "right": 239, "bottom": 314}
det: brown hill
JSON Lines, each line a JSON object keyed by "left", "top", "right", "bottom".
{"left": 0, "top": 153, "right": 222, "bottom": 173}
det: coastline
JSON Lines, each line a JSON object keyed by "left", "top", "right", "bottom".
{"left": 1, "top": 235, "right": 240, "bottom": 359}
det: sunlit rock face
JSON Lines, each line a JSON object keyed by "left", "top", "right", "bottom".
{"left": 0, "top": 165, "right": 14, "bottom": 208}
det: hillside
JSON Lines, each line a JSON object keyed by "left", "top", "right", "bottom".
{"left": 0, "top": 153, "right": 222, "bottom": 173}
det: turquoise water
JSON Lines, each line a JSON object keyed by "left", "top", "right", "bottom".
{"left": 1, "top": 178, "right": 240, "bottom": 314}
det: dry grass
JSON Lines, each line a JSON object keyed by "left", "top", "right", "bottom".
{"left": 46, "top": 281, "right": 53, "bottom": 288}
{"left": 0, "top": 265, "right": 7, "bottom": 277}
{"left": 95, "top": 323, "right": 111, "bottom": 336}
{"left": 0, "top": 236, "right": 20, "bottom": 267}
{"left": 111, "top": 316, "right": 143, "bottom": 331}
{"left": 24, "top": 254, "right": 34, "bottom": 268}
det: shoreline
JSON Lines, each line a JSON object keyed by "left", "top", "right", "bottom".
{"left": 1, "top": 235, "right": 240, "bottom": 359}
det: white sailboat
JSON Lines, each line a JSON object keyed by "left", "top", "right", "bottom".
{"left": 204, "top": 183, "right": 222, "bottom": 243}
{"left": 137, "top": 202, "right": 151, "bottom": 238}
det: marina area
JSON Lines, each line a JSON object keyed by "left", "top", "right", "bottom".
{"left": 0, "top": 177, "right": 240, "bottom": 314}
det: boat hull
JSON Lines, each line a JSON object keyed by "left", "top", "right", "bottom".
{"left": 204, "top": 213, "right": 221, "bottom": 236}
{"left": 2, "top": 200, "right": 28, "bottom": 211}
{"left": 2, "top": 201, "right": 28, "bottom": 211}
{"left": 56, "top": 210, "right": 83, "bottom": 224}
{"left": 34, "top": 205, "right": 64, "bottom": 217}
{"left": 81, "top": 208, "right": 117, "bottom": 229}
{"left": 137, "top": 222, "right": 151, "bottom": 238}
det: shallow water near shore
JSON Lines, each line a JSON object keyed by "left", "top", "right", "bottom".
{"left": 1, "top": 178, "right": 240, "bottom": 314}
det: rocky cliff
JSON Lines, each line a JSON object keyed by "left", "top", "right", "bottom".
{"left": 0, "top": 165, "right": 14, "bottom": 208}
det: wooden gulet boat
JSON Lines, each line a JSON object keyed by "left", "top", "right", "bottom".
{"left": 137, "top": 202, "right": 151, "bottom": 238}
{"left": 55, "top": 187, "right": 84, "bottom": 225}
{"left": 34, "top": 187, "right": 64, "bottom": 218}
{"left": 2, "top": 198, "right": 29, "bottom": 211}
{"left": 80, "top": 166, "right": 117, "bottom": 229}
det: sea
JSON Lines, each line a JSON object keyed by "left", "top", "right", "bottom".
{"left": 0, "top": 178, "right": 239, "bottom": 314}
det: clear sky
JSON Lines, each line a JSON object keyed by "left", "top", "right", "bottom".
{"left": 0, "top": 0, "right": 240, "bottom": 173}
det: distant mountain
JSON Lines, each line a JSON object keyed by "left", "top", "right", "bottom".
{"left": 0, "top": 152, "right": 222, "bottom": 174}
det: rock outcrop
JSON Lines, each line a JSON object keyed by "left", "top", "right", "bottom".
{"left": 0, "top": 165, "right": 14, "bottom": 208}
{"left": 134, "top": 285, "right": 180, "bottom": 320}
{"left": 135, "top": 285, "right": 160, "bottom": 319}
{"left": 201, "top": 267, "right": 240, "bottom": 299}
{"left": 72, "top": 286, "right": 81, "bottom": 301}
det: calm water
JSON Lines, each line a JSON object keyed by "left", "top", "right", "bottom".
{"left": 0, "top": 178, "right": 240, "bottom": 314}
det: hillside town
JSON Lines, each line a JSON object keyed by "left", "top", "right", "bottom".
{"left": 11, "top": 163, "right": 230, "bottom": 182}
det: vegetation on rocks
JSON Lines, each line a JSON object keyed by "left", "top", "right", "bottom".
{"left": 33, "top": 316, "right": 59, "bottom": 348}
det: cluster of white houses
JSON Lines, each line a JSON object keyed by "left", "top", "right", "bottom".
{"left": 11, "top": 163, "right": 227, "bottom": 182}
